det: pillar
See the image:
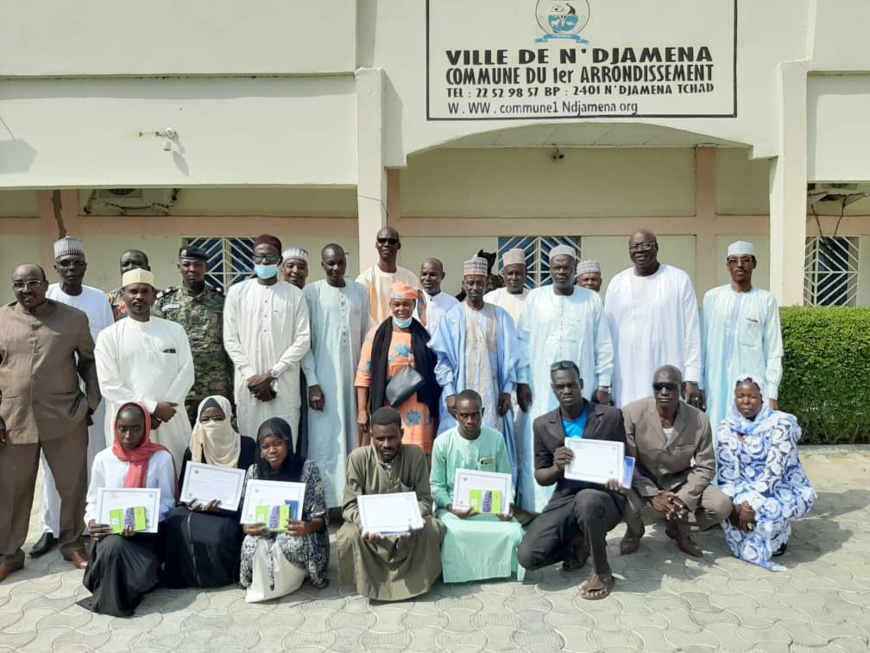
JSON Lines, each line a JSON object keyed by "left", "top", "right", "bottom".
{"left": 769, "top": 61, "right": 809, "bottom": 306}
{"left": 693, "top": 147, "right": 718, "bottom": 295}
{"left": 355, "top": 67, "right": 387, "bottom": 273}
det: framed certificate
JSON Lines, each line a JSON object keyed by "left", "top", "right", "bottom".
{"left": 564, "top": 439, "right": 625, "bottom": 486}
{"left": 240, "top": 479, "right": 306, "bottom": 525}
{"left": 96, "top": 487, "right": 161, "bottom": 534}
{"left": 358, "top": 492, "right": 425, "bottom": 535}
{"left": 180, "top": 462, "right": 246, "bottom": 512}
{"left": 452, "top": 468, "right": 512, "bottom": 515}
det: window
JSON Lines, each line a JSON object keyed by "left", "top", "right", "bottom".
{"left": 497, "top": 236, "right": 581, "bottom": 288}
{"left": 183, "top": 237, "right": 255, "bottom": 293}
{"left": 804, "top": 236, "right": 859, "bottom": 307}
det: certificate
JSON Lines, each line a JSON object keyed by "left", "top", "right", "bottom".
{"left": 96, "top": 487, "right": 161, "bottom": 534}
{"left": 180, "top": 462, "right": 246, "bottom": 512}
{"left": 358, "top": 492, "right": 424, "bottom": 535}
{"left": 564, "top": 439, "right": 624, "bottom": 486}
{"left": 452, "top": 468, "right": 512, "bottom": 515}
{"left": 240, "top": 479, "right": 306, "bottom": 525}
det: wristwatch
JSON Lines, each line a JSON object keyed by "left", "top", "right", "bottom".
{"left": 598, "top": 386, "right": 611, "bottom": 394}
{"left": 270, "top": 369, "right": 281, "bottom": 380}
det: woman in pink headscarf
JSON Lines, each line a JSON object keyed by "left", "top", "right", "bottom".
{"left": 79, "top": 402, "right": 176, "bottom": 617}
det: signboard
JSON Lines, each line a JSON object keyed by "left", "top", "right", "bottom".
{"left": 426, "top": 0, "right": 737, "bottom": 121}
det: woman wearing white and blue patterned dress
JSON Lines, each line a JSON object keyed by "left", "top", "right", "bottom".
{"left": 716, "top": 375, "right": 815, "bottom": 571}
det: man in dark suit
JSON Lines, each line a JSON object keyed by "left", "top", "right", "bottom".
{"left": 0, "top": 264, "right": 99, "bottom": 581}
{"left": 518, "top": 361, "right": 626, "bottom": 600}
{"left": 620, "top": 365, "right": 733, "bottom": 558}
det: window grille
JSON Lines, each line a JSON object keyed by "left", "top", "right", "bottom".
{"left": 497, "top": 236, "right": 581, "bottom": 288}
{"left": 804, "top": 236, "right": 859, "bottom": 307}
{"left": 183, "top": 237, "right": 255, "bottom": 293}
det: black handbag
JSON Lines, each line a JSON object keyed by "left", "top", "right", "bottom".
{"left": 385, "top": 365, "right": 425, "bottom": 407}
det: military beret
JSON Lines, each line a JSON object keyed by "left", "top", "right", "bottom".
{"left": 178, "top": 246, "right": 208, "bottom": 261}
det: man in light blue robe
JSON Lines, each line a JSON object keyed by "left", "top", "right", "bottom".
{"left": 429, "top": 257, "right": 520, "bottom": 479}
{"left": 516, "top": 245, "right": 613, "bottom": 513}
{"left": 301, "top": 244, "right": 372, "bottom": 508}
{"left": 430, "top": 390, "right": 525, "bottom": 583}
{"left": 702, "top": 241, "right": 783, "bottom": 439}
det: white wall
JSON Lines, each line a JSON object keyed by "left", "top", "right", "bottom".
{"left": 810, "top": 0, "right": 870, "bottom": 71}
{"left": 808, "top": 75, "right": 870, "bottom": 182}
{"left": 0, "top": 0, "right": 356, "bottom": 76}
{"left": 0, "top": 77, "right": 357, "bottom": 188}
{"left": 0, "top": 191, "right": 39, "bottom": 216}
{"left": 401, "top": 148, "right": 695, "bottom": 218}
{"left": 0, "top": 235, "right": 43, "bottom": 304}
{"left": 716, "top": 149, "right": 771, "bottom": 215}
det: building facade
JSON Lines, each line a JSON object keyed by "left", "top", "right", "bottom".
{"left": 2, "top": 0, "right": 870, "bottom": 306}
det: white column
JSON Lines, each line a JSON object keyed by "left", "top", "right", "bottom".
{"left": 355, "top": 67, "right": 387, "bottom": 273}
{"left": 769, "top": 60, "right": 808, "bottom": 306}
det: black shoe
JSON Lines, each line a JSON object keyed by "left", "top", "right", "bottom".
{"left": 772, "top": 543, "right": 787, "bottom": 557}
{"left": 29, "top": 533, "right": 57, "bottom": 558}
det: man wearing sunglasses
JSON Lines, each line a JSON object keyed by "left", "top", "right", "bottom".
{"left": 604, "top": 230, "right": 702, "bottom": 408}
{"left": 701, "top": 241, "right": 783, "bottom": 439}
{"left": 356, "top": 227, "right": 419, "bottom": 325}
{"left": 621, "top": 365, "right": 733, "bottom": 558}
{"left": 31, "top": 238, "right": 114, "bottom": 559}
{"left": 0, "top": 263, "right": 99, "bottom": 580}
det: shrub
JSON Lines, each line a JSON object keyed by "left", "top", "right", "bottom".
{"left": 779, "top": 307, "right": 870, "bottom": 444}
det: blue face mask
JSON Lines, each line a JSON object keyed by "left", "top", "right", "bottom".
{"left": 254, "top": 264, "right": 279, "bottom": 280}
{"left": 393, "top": 315, "right": 413, "bottom": 329}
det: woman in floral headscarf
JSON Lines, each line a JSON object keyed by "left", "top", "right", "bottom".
{"left": 717, "top": 375, "right": 815, "bottom": 571}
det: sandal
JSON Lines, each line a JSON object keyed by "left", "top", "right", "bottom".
{"left": 579, "top": 572, "right": 614, "bottom": 600}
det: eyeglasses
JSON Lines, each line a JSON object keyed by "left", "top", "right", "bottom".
{"left": 12, "top": 280, "right": 44, "bottom": 290}
{"left": 57, "top": 260, "right": 87, "bottom": 269}
{"left": 550, "top": 361, "right": 579, "bottom": 373}
{"left": 652, "top": 382, "right": 680, "bottom": 392}
{"left": 199, "top": 416, "right": 226, "bottom": 423}
{"left": 629, "top": 243, "right": 656, "bottom": 253}
{"left": 377, "top": 238, "right": 399, "bottom": 245}
{"left": 252, "top": 254, "right": 280, "bottom": 264}
{"left": 727, "top": 256, "right": 754, "bottom": 265}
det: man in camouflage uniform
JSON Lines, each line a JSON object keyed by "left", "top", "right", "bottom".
{"left": 153, "top": 246, "right": 232, "bottom": 424}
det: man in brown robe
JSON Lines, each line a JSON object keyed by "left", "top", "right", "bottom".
{"left": 0, "top": 264, "right": 99, "bottom": 580}
{"left": 337, "top": 406, "right": 445, "bottom": 601}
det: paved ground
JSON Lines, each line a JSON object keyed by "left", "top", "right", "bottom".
{"left": 1, "top": 448, "right": 869, "bottom": 653}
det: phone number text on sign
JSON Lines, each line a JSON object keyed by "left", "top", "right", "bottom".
{"left": 426, "top": 0, "right": 737, "bottom": 121}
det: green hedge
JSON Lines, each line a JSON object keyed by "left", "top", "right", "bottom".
{"left": 779, "top": 307, "right": 870, "bottom": 444}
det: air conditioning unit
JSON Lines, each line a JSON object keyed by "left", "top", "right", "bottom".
{"left": 83, "top": 188, "right": 179, "bottom": 216}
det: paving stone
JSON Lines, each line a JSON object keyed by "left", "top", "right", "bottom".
{"left": 405, "top": 625, "right": 443, "bottom": 653}
{"left": 510, "top": 627, "right": 565, "bottom": 652}
{"left": 436, "top": 629, "right": 489, "bottom": 652}
{"left": 442, "top": 607, "right": 481, "bottom": 633}
{"left": 588, "top": 627, "right": 644, "bottom": 650}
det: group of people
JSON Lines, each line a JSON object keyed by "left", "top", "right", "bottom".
{"left": 0, "top": 225, "right": 815, "bottom": 612}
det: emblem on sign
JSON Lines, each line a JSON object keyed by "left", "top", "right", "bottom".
{"left": 535, "top": 0, "right": 591, "bottom": 43}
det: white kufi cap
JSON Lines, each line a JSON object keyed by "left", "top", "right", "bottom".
{"left": 548, "top": 244, "right": 577, "bottom": 262}
{"left": 727, "top": 241, "right": 756, "bottom": 258}
{"left": 501, "top": 248, "right": 526, "bottom": 268}
{"left": 54, "top": 237, "right": 85, "bottom": 258}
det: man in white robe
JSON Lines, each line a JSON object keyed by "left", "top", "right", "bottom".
{"left": 516, "top": 245, "right": 613, "bottom": 513}
{"left": 356, "top": 226, "right": 419, "bottom": 325}
{"left": 429, "top": 257, "right": 520, "bottom": 476}
{"left": 483, "top": 249, "right": 529, "bottom": 326}
{"left": 95, "top": 269, "right": 194, "bottom": 468}
{"left": 301, "top": 244, "right": 371, "bottom": 508}
{"left": 702, "top": 241, "right": 783, "bottom": 436}
{"left": 419, "top": 258, "right": 459, "bottom": 335}
{"left": 32, "top": 237, "right": 115, "bottom": 558}
{"left": 604, "top": 230, "right": 702, "bottom": 408}
{"left": 224, "top": 234, "right": 311, "bottom": 442}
